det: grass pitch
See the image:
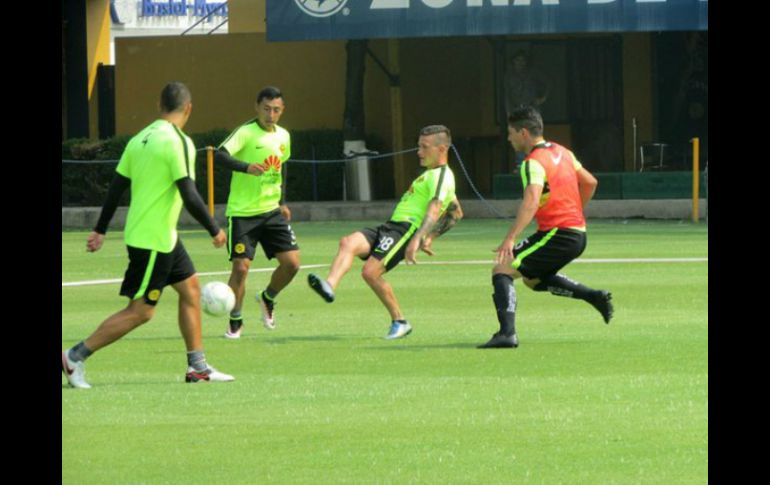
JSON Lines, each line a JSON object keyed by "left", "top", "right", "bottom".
{"left": 62, "top": 219, "right": 708, "bottom": 484}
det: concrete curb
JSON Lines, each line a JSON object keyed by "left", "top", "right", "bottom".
{"left": 62, "top": 199, "right": 708, "bottom": 230}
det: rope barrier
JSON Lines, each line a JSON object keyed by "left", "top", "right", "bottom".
{"left": 61, "top": 147, "right": 419, "bottom": 165}
{"left": 62, "top": 145, "right": 509, "bottom": 218}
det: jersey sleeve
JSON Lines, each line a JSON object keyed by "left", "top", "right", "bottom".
{"left": 168, "top": 133, "right": 192, "bottom": 182}
{"left": 431, "top": 165, "right": 451, "bottom": 203}
{"left": 521, "top": 159, "right": 546, "bottom": 188}
{"left": 116, "top": 148, "right": 131, "bottom": 178}
{"left": 220, "top": 125, "right": 245, "bottom": 156}
{"left": 185, "top": 136, "right": 197, "bottom": 180}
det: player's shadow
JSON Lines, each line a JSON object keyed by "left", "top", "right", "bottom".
{"left": 62, "top": 380, "right": 186, "bottom": 389}
{"left": 361, "top": 342, "right": 477, "bottom": 351}
{"left": 264, "top": 335, "right": 347, "bottom": 345}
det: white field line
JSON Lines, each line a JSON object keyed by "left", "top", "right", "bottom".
{"left": 62, "top": 258, "right": 706, "bottom": 287}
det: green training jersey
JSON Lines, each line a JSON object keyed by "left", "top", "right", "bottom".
{"left": 391, "top": 164, "right": 456, "bottom": 227}
{"left": 220, "top": 120, "right": 291, "bottom": 217}
{"left": 116, "top": 119, "right": 195, "bottom": 253}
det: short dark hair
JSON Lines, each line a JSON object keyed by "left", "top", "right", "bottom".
{"left": 507, "top": 106, "right": 543, "bottom": 137}
{"left": 159, "top": 81, "right": 191, "bottom": 113}
{"left": 257, "top": 86, "right": 284, "bottom": 104}
{"left": 419, "top": 125, "right": 452, "bottom": 146}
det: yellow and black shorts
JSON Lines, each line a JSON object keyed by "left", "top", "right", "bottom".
{"left": 227, "top": 209, "right": 299, "bottom": 261}
{"left": 359, "top": 220, "right": 417, "bottom": 272}
{"left": 119, "top": 239, "right": 195, "bottom": 306}
{"left": 512, "top": 228, "right": 587, "bottom": 279}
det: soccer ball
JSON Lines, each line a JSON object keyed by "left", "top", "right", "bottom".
{"left": 201, "top": 281, "right": 235, "bottom": 317}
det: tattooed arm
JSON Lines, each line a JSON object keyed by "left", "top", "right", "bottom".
{"left": 420, "top": 197, "right": 463, "bottom": 256}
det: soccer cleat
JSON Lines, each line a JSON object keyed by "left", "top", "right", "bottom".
{"left": 185, "top": 365, "right": 235, "bottom": 383}
{"left": 224, "top": 318, "right": 243, "bottom": 339}
{"left": 589, "top": 290, "right": 614, "bottom": 324}
{"left": 307, "top": 273, "right": 335, "bottom": 303}
{"left": 477, "top": 332, "right": 519, "bottom": 349}
{"left": 384, "top": 321, "right": 413, "bottom": 340}
{"left": 258, "top": 291, "right": 276, "bottom": 330}
{"left": 61, "top": 350, "right": 91, "bottom": 389}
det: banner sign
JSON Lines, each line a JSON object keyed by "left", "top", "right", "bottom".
{"left": 266, "top": 0, "right": 708, "bottom": 42}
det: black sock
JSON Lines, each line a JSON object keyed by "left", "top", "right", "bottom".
{"left": 492, "top": 273, "right": 517, "bottom": 336}
{"left": 229, "top": 314, "right": 243, "bottom": 331}
{"left": 264, "top": 287, "right": 278, "bottom": 301}
{"left": 534, "top": 273, "right": 597, "bottom": 300}
{"left": 69, "top": 341, "right": 93, "bottom": 362}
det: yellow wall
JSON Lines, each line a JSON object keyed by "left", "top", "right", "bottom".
{"left": 86, "top": 0, "right": 111, "bottom": 138}
{"left": 115, "top": 33, "right": 500, "bottom": 142}
{"left": 115, "top": 32, "right": 655, "bottom": 183}
{"left": 116, "top": 34, "right": 348, "bottom": 135}
{"left": 228, "top": 0, "right": 266, "bottom": 34}
{"left": 622, "top": 33, "right": 654, "bottom": 171}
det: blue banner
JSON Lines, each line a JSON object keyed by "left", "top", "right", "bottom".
{"left": 266, "top": 0, "right": 708, "bottom": 42}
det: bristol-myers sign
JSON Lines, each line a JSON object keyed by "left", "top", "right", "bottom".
{"left": 111, "top": 0, "right": 228, "bottom": 33}
{"left": 266, "top": 0, "right": 707, "bottom": 41}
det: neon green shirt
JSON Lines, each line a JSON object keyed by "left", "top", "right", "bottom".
{"left": 391, "top": 164, "right": 456, "bottom": 227}
{"left": 116, "top": 119, "right": 195, "bottom": 253}
{"left": 220, "top": 120, "right": 291, "bottom": 217}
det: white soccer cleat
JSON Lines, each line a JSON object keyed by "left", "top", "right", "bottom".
{"left": 185, "top": 366, "right": 235, "bottom": 383}
{"left": 224, "top": 319, "right": 242, "bottom": 339}
{"left": 61, "top": 350, "right": 91, "bottom": 389}
{"left": 384, "top": 321, "right": 413, "bottom": 340}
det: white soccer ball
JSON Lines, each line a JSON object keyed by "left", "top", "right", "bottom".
{"left": 201, "top": 281, "right": 235, "bottom": 317}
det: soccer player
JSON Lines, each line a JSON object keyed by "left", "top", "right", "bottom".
{"left": 215, "top": 86, "right": 300, "bottom": 339}
{"left": 480, "top": 105, "right": 613, "bottom": 349}
{"left": 308, "top": 125, "right": 463, "bottom": 339}
{"left": 61, "top": 82, "right": 234, "bottom": 388}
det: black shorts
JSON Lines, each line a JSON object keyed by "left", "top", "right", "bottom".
{"left": 119, "top": 239, "right": 196, "bottom": 306}
{"left": 228, "top": 209, "right": 299, "bottom": 261}
{"left": 359, "top": 220, "right": 418, "bottom": 272}
{"left": 512, "top": 228, "right": 587, "bottom": 280}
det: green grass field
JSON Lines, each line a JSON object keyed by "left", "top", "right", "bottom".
{"left": 62, "top": 219, "right": 708, "bottom": 484}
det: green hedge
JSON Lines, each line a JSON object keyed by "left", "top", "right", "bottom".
{"left": 492, "top": 171, "right": 707, "bottom": 200}
{"left": 62, "top": 136, "right": 134, "bottom": 206}
{"left": 620, "top": 172, "right": 707, "bottom": 199}
{"left": 62, "top": 129, "right": 384, "bottom": 206}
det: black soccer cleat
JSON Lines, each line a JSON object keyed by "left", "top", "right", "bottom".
{"left": 589, "top": 290, "right": 614, "bottom": 324}
{"left": 224, "top": 318, "right": 243, "bottom": 339}
{"left": 258, "top": 291, "right": 276, "bottom": 330}
{"left": 477, "top": 332, "right": 519, "bottom": 349}
{"left": 308, "top": 273, "right": 335, "bottom": 303}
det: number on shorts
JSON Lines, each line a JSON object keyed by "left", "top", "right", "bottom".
{"left": 379, "top": 236, "right": 395, "bottom": 251}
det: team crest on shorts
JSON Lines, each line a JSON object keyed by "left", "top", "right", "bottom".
{"left": 235, "top": 243, "right": 246, "bottom": 254}
{"left": 148, "top": 289, "right": 161, "bottom": 301}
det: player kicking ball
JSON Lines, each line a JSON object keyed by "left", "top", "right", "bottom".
{"left": 308, "top": 125, "right": 463, "bottom": 339}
